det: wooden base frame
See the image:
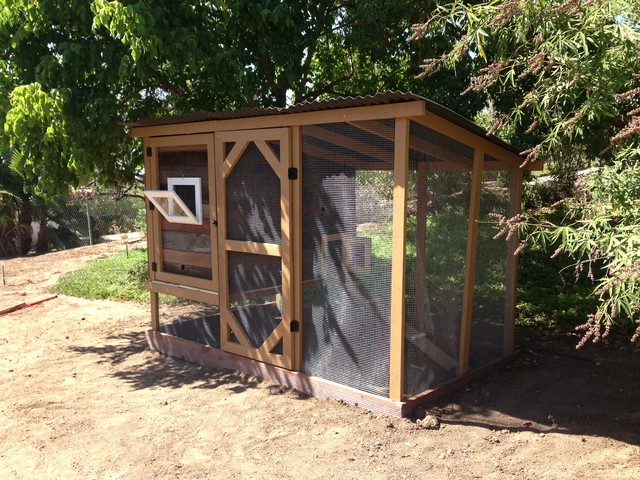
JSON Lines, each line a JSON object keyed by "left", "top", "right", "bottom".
{"left": 146, "top": 329, "right": 517, "bottom": 418}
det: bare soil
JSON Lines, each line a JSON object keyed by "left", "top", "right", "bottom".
{"left": 0, "top": 241, "right": 639, "bottom": 479}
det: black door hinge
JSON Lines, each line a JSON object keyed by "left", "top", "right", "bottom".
{"left": 290, "top": 320, "right": 300, "bottom": 332}
{"left": 288, "top": 167, "right": 298, "bottom": 180}
{"left": 151, "top": 262, "right": 158, "bottom": 272}
{"left": 146, "top": 146, "right": 152, "bottom": 157}
{"left": 149, "top": 202, "right": 155, "bottom": 211}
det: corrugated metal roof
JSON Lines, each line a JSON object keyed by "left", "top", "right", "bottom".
{"left": 126, "top": 92, "right": 521, "bottom": 156}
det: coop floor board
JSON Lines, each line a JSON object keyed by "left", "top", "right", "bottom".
{"left": 145, "top": 329, "right": 518, "bottom": 418}
{"left": 146, "top": 329, "right": 404, "bottom": 417}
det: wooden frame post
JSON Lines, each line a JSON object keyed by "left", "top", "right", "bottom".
{"left": 143, "top": 137, "right": 160, "bottom": 331}
{"left": 291, "top": 126, "right": 303, "bottom": 371}
{"left": 389, "top": 117, "right": 410, "bottom": 402}
{"left": 414, "top": 162, "right": 429, "bottom": 333}
{"left": 504, "top": 168, "right": 524, "bottom": 354}
{"left": 458, "top": 149, "right": 484, "bottom": 375}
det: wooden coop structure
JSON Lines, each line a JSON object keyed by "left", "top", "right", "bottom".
{"left": 128, "top": 93, "right": 541, "bottom": 417}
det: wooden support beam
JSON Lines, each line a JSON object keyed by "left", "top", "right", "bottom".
{"left": 130, "top": 101, "right": 426, "bottom": 138}
{"left": 220, "top": 140, "right": 249, "bottom": 178}
{"left": 349, "top": 120, "right": 473, "bottom": 169}
{"left": 504, "top": 168, "right": 524, "bottom": 355}
{"left": 389, "top": 117, "right": 410, "bottom": 402}
{"left": 302, "top": 140, "right": 389, "bottom": 171}
{"left": 411, "top": 114, "right": 534, "bottom": 170}
{"left": 458, "top": 149, "right": 484, "bottom": 376}
{"left": 256, "top": 140, "right": 284, "bottom": 178}
{"left": 304, "top": 124, "right": 393, "bottom": 165}
{"left": 150, "top": 291, "right": 160, "bottom": 331}
{"left": 143, "top": 137, "right": 162, "bottom": 281}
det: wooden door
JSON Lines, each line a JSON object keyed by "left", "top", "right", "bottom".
{"left": 147, "top": 134, "right": 219, "bottom": 293}
{"left": 215, "top": 128, "right": 295, "bottom": 369}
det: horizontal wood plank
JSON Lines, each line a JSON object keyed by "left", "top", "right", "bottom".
{"left": 144, "top": 280, "right": 219, "bottom": 305}
{"left": 161, "top": 217, "right": 212, "bottom": 234}
{"left": 149, "top": 134, "right": 212, "bottom": 148}
{"left": 162, "top": 262, "right": 212, "bottom": 280}
{"left": 163, "top": 248, "right": 212, "bottom": 267}
{"left": 225, "top": 239, "right": 282, "bottom": 257}
{"left": 155, "top": 271, "right": 215, "bottom": 290}
{"left": 162, "top": 230, "right": 211, "bottom": 253}
{"left": 131, "top": 101, "right": 426, "bottom": 138}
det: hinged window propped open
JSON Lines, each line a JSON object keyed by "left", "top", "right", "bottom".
{"left": 144, "top": 176, "right": 203, "bottom": 225}
{"left": 144, "top": 189, "right": 200, "bottom": 225}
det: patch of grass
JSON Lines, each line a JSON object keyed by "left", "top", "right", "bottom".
{"left": 53, "top": 248, "right": 151, "bottom": 302}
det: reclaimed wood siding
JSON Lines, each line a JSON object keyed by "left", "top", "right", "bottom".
{"left": 158, "top": 148, "right": 212, "bottom": 279}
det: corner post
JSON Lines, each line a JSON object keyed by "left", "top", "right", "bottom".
{"left": 389, "top": 117, "right": 410, "bottom": 402}
{"left": 458, "top": 148, "right": 484, "bottom": 375}
{"left": 504, "top": 168, "right": 524, "bottom": 354}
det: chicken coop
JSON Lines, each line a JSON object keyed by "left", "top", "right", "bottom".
{"left": 128, "top": 92, "right": 541, "bottom": 417}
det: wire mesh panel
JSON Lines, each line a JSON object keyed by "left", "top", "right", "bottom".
{"left": 159, "top": 301, "right": 221, "bottom": 347}
{"left": 301, "top": 122, "right": 394, "bottom": 397}
{"left": 469, "top": 169, "right": 511, "bottom": 369}
{"left": 228, "top": 251, "right": 283, "bottom": 348}
{"left": 158, "top": 146, "right": 213, "bottom": 280}
{"left": 403, "top": 121, "right": 474, "bottom": 398}
{"left": 225, "top": 142, "right": 282, "bottom": 245}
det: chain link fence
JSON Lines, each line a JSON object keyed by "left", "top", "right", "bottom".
{"left": 44, "top": 191, "right": 146, "bottom": 250}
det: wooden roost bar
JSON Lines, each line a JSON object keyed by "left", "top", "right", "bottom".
{"left": 128, "top": 93, "right": 542, "bottom": 417}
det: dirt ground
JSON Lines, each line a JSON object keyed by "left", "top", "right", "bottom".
{"left": 0, "top": 241, "right": 639, "bottom": 479}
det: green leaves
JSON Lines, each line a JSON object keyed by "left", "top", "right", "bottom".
{"left": 413, "top": 0, "right": 640, "bottom": 343}
{"left": 413, "top": 0, "right": 640, "bottom": 163}
{"left": 519, "top": 161, "right": 640, "bottom": 344}
{"left": 0, "top": 0, "right": 465, "bottom": 199}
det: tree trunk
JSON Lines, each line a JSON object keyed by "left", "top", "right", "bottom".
{"left": 35, "top": 216, "right": 49, "bottom": 253}
{"left": 17, "top": 202, "right": 33, "bottom": 255}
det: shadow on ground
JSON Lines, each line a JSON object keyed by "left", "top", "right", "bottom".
{"left": 70, "top": 327, "right": 639, "bottom": 445}
{"left": 69, "top": 330, "right": 262, "bottom": 394}
{"left": 428, "top": 330, "right": 640, "bottom": 446}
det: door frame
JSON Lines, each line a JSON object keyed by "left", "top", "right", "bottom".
{"left": 147, "top": 134, "right": 218, "bottom": 292}
{"left": 215, "top": 127, "right": 296, "bottom": 370}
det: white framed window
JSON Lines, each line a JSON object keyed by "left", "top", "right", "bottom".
{"left": 144, "top": 177, "right": 203, "bottom": 225}
{"left": 168, "top": 177, "right": 202, "bottom": 224}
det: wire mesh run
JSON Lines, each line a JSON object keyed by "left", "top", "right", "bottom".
{"left": 469, "top": 170, "right": 511, "bottom": 369}
{"left": 403, "top": 121, "right": 474, "bottom": 398}
{"left": 301, "top": 122, "right": 394, "bottom": 397}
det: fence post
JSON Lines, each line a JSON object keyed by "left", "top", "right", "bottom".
{"left": 85, "top": 194, "right": 93, "bottom": 246}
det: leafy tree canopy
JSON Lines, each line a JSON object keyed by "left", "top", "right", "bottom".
{"left": 412, "top": 0, "right": 640, "bottom": 165}
{"left": 0, "top": 0, "right": 482, "bottom": 197}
